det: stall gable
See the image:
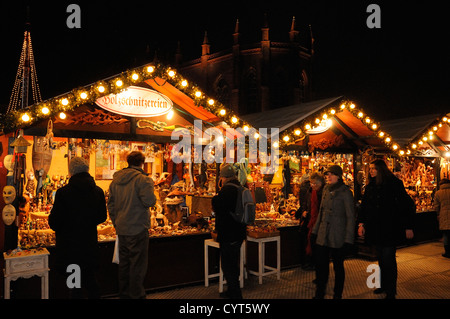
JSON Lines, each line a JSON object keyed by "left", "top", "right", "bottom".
{"left": 0, "top": 63, "right": 249, "bottom": 140}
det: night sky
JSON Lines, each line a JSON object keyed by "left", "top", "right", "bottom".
{"left": 0, "top": 0, "right": 448, "bottom": 121}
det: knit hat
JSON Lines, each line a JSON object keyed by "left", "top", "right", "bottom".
{"left": 69, "top": 157, "right": 89, "bottom": 176}
{"left": 220, "top": 163, "right": 236, "bottom": 178}
{"left": 324, "top": 164, "right": 343, "bottom": 177}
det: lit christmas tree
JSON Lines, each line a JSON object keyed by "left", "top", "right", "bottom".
{"left": 7, "top": 18, "right": 42, "bottom": 113}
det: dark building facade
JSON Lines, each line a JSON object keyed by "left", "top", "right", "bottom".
{"left": 176, "top": 17, "right": 315, "bottom": 116}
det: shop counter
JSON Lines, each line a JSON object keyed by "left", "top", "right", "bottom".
{"left": 6, "top": 226, "right": 303, "bottom": 298}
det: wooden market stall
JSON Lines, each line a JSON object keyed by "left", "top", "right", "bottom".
{"left": 0, "top": 62, "right": 272, "bottom": 298}
{"left": 241, "top": 97, "right": 444, "bottom": 259}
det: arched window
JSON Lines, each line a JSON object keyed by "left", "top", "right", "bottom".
{"left": 243, "top": 67, "right": 258, "bottom": 114}
{"left": 213, "top": 75, "right": 231, "bottom": 107}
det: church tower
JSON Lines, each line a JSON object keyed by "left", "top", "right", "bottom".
{"left": 178, "top": 15, "right": 314, "bottom": 115}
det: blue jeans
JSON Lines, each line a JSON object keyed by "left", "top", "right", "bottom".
{"left": 118, "top": 229, "right": 149, "bottom": 299}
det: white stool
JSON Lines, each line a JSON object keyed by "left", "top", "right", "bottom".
{"left": 246, "top": 235, "right": 280, "bottom": 284}
{"left": 204, "top": 239, "right": 245, "bottom": 292}
{"left": 3, "top": 248, "right": 50, "bottom": 299}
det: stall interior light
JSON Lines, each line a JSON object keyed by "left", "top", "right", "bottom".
{"left": 59, "top": 112, "right": 66, "bottom": 120}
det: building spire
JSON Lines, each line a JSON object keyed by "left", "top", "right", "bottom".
{"left": 202, "top": 31, "right": 210, "bottom": 56}
{"left": 233, "top": 19, "right": 240, "bottom": 45}
{"left": 289, "top": 16, "right": 300, "bottom": 42}
{"left": 7, "top": 7, "right": 42, "bottom": 113}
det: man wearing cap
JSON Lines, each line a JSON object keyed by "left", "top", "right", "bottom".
{"left": 212, "top": 163, "right": 247, "bottom": 299}
{"left": 311, "top": 164, "right": 355, "bottom": 299}
{"left": 49, "top": 156, "right": 107, "bottom": 298}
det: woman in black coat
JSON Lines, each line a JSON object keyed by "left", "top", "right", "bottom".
{"left": 49, "top": 157, "right": 107, "bottom": 298}
{"left": 358, "top": 159, "right": 415, "bottom": 299}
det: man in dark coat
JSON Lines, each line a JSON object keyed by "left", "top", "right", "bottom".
{"left": 212, "top": 163, "right": 247, "bottom": 299}
{"left": 49, "top": 157, "right": 107, "bottom": 299}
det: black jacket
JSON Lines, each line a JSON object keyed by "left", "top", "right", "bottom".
{"left": 49, "top": 172, "right": 107, "bottom": 271}
{"left": 359, "top": 175, "right": 415, "bottom": 246}
{"left": 212, "top": 178, "right": 247, "bottom": 243}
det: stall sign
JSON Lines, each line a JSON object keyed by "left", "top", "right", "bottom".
{"left": 306, "top": 119, "right": 332, "bottom": 134}
{"left": 95, "top": 86, "right": 173, "bottom": 118}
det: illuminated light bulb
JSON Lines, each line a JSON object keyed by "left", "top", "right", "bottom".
{"left": 422, "top": 136, "right": 428, "bottom": 141}
{"left": 283, "top": 135, "right": 290, "bottom": 142}
{"left": 243, "top": 125, "right": 249, "bottom": 132}
{"left": 407, "top": 150, "right": 411, "bottom": 155}
{"left": 273, "top": 141, "right": 279, "bottom": 148}
{"left": 330, "top": 109, "right": 336, "bottom": 115}
{"left": 294, "top": 129, "right": 301, "bottom": 136}
{"left": 392, "top": 144, "right": 398, "bottom": 150}
{"left": 428, "top": 131, "right": 433, "bottom": 135}
{"left": 115, "top": 79, "right": 123, "bottom": 87}
{"left": 305, "top": 124, "right": 311, "bottom": 130}
{"left": 181, "top": 80, "right": 188, "bottom": 87}
{"left": 340, "top": 104, "right": 346, "bottom": 109}
{"left": 166, "top": 110, "right": 174, "bottom": 120}
{"left": 385, "top": 137, "right": 391, "bottom": 143}
{"left": 433, "top": 126, "right": 438, "bottom": 131}
{"left": 231, "top": 116, "right": 238, "bottom": 124}
{"left": 350, "top": 103, "right": 355, "bottom": 109}
{"left": 378, "top": 131, "right": 385, "bottom": 137}
{"left": 357, "top": 112, "right": 364, "bottom": 118}
{"left": 59, "top": 112, "right": 66, "bottom": 120}
{"left": 365, "top": 117, "right": 371, "bottom": 124}
{"left": 219, "top": 109, "right": 226, "bottom": 116}
{"left": 208, "top": 99, "right": 214, "bottom": 106}
{"left": 371, "top": 123, "right": 378, "bottom": 130}
{"left": 146, "top": 66, "right": 154, "bottom": 73}
{"left": 98, "top": 85, "right": 105, "bottom": 93}
{"left": 61, "top": 98, "right": 69, "bottom": 106}
{"left": 254, "top": 132, "right": 260, "bottom": 139}
{"left": 80, "top": 92, "right": 88, "bottom": 99}
{"left": 131, "top": 73, "right": 139, "bottom": 81}
{"left": 443, "top": 117, "right": 448, "bottom": 122}
{"left": 168, "top": 70, "right": 175, "bottom": 77}
{"left": 446, "top": 152, "right": 450, "bottom": 158}
{"left": 315, "top": 118, "right": 320, "bottom": 124}
{"left": 399, "top": 150, "right": 405, "bottom": 155}
{"left": 322, "top": 114, "right": 328, "bottom": 119}
{"left": 412, "top": 144, "right": 417, "bottom": 149}
{"left": 195, "top": 91, "right": 202, "bottom": 98}
{"left": 41, "top": 106, "right": 49, "bottom": 114}
{"left": 21, "top": 113, "right": 30, "bottom": 122}
{"left": 418, "top": 141, "right": 423, "bottom": 145}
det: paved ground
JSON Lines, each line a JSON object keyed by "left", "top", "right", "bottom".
{"left": 144, "top": 240, "right": 450, "bottom": 300}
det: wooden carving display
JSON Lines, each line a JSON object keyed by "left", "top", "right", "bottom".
{"left": 54, "top": 109, "right": 128, "bottom": 126}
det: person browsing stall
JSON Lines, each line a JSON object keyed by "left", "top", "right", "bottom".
{"left": 212, "top": 163, "right": 247, "bottom": 299}
{"left": 49, "top": 157, "right": 107, "bottom": 299}
{"left": 108, "top": 151, "right": 156, "bottom": 299}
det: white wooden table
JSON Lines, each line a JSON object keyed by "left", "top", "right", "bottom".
{"left": 3, "top": 248, "right": 50, "bottom": 299}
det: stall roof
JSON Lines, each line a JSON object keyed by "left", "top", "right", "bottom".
{"left": 241, "top": 96, "right": 401, "bottom": 153}
{"left": 382, "top": 113, "right": 450, "bottom": 157}
{"left": 240, "top": 97, "right": 342, "bottom": 132}
{"left": 0, "top": 63, "right": 250, "bottom": 142}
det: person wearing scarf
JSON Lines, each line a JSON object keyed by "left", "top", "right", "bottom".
{"left": 311, "top": 165, "right": 355, "bottom": 299}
